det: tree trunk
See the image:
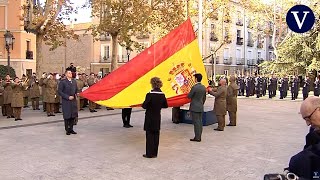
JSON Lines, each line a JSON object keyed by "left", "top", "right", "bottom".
{"left": 36, "top": 35, "right": 43, "bottom": 78}
{"left": 111, "top": 34, "right": 118, "bottom": 71}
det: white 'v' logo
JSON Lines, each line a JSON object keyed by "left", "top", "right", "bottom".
{"left": 290, "top": 11, "right": 310, "bottom": 29}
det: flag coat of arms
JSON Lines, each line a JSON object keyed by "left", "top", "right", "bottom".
{"left": 80, "top": 19, "right": 208, "bottom": 108}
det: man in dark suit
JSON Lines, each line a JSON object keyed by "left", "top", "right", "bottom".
{"left": 288, "top": 97, "right": 320, "bottom": 179}
{"left": 188, "top": 73, "right": 206, "bottom": 142}
{"left": 142, "top": 77, "right": 168, "bottom": 158}
{"left": 58, "top": 70, "right": 78, "bottom": 135}
{"left": 303, "top": 76, "right": 311, "bottom": 100}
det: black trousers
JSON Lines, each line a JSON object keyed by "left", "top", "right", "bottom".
{"left": 146, "top": 130, "right": 160, "bottom": 157}
{"left": 122, "top": 108, "right": 132, "bottom": 125}
{"left": 280, "top": 91, "right": 284, "bottom": 99}
{"left": 64, "top": 118, "right": 75, "bottom": 132}
{"left": 303, "top": 93, "right": 308, "bottom": 100}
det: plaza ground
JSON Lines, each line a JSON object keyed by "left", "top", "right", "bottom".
{"left": 0, "top": 97, "right": 308, "bottom": 180}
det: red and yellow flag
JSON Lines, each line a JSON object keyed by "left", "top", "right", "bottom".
{"left": 80, "top": 19, "right": 208, "bottom": 108}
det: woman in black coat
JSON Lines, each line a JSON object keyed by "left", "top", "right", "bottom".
{"left": 142, "top": 77, "right": 168, "bottom": 158}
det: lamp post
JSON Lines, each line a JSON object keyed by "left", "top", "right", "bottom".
{"left": 126, "top": 47, "right": 132, "bottom": 62}
{"left": 4, "top": 30, "right": 15, "bottom": 74}
{"left": 210, "top": 48, "right": 216, "bottom": 85}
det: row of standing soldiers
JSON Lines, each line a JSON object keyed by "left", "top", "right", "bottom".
{"left": 0, "top": 72, "right": 106, "bottom": 121}
{"left": 236, "top": 75, "right": 317, "bottom": 100}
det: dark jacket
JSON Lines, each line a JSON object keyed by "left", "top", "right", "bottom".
{"left": 187, "top": 83, "right": 206, "bottom": 113}
{"left": 142, "top": 89, "right": 168, "bottom": 131}
{"left": 289, "top": 131, "right": 320, "bottom": 179}
{"left": 58, "top": 79, "right": 78, "bottom": 119}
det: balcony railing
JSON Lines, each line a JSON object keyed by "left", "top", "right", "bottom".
{"left": 236, "top": 58, "right": 245, "bottom": 65}
{"left": 100, "top": 34, "right": 111, "bottom": 41}
{"left": 210, "top": 12, "right": 218, "bottom": 20}
{"left": 100, "top": 56, "right": 111, "bottom": 63}
{"left": 224, "top": 35, "right": 232, "bottom": 44}
{"left": 209, "top": 56, "right": 220, "bottom": 64}
{"left": 223, "top": 57, "right": 232, "bottom": 65}
{"left": 236, "top": 37, "right": 243, "bottom": 45}
{"left": 26, "top": 51, "right": 33, "bottom": 59}
{"left": 136, "top": 33, "right": 149, "bottom": 39}
{"left": 210, "top": 33, "right": 218, "bottom": 41}
{"left": 268, "top": 44, "right": 274, "bottom": 50}
{"left": 257, "top": 58, "right": 264, "bottom": 64}
{"left": 236, "top": 20, "right": 243, "bottom": 26}
{"left": 257, "top": 42, "right": 263, "bottom": 48}
{"left": 247, "top": 39, "right": 254, "bottom": 47}
{"left": 247, "top": 59, "right": 256, "bottom": 66}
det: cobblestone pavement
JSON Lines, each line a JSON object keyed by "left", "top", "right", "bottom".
{"left": 0, "top": 97, "right": 308, "bottom": 180}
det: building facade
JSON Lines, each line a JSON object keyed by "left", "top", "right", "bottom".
{"left": 41, "top": 23, "right": 152, "bottom": 76}
{"left": 0, "top": 0, "right": 36, "bottom": 78}
{"left": 201, "top": 5, "right": 275, "bottom": 77}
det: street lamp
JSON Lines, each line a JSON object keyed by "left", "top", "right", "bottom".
{"left": 210, "top": 48, "right": 216, "bottom": 86}
{"left": 126, "top": 47, "right": 132, "bottom": 62}
{"left": 4, "top": 30, "right": 15, "bottom": 74}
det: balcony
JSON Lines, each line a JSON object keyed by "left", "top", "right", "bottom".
{"left": 257, "top": 42, "right": 263, "bottom": 48}
{"left": 100, "top": 56, "right": 111, "bottom": 63}
{"left": 236, "top": 58, "right": 245, "bottom": 65}
{"left": 268, "top": 44, "right": 274, "bottom": 50}
{"left": 247, "top": 39, "right": 254, "bottom": 47}
{"left": 236, "top": 37, "right": 243, "bottom": 45}
{"left": 100, "top": 34, "right": 111, "bottom": 41}
{"left": 136, "top": 33, "right": 149, "bottom": 39}
{"left": 224, "top": 35, "right": 232, "bottom": 44}
{"left": 26, "top": 51, "right": 33, "bottom": 59}
{"left": 236, "top": 20, "right": 243, "bottom": 26}
{"left": 210, "top": 12, "right": 218, "bottom": 20}
{"left": 210, "top": 33, "right": 218, "bottom": 41}
{"left": 247, "top": 59, "right": 256, "bottom": 66}
{"left": 257, "top": 58, "right": 264, "bottom": 64}
{"left": 209, "top": 56, "right": 220, "bottom": 64}
{"left": 223, "top": 57, "right": 232, "bottom": 65}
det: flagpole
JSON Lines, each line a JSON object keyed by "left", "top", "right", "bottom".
{"left": 198, "top": 0, "right": 203, "bottom": 56}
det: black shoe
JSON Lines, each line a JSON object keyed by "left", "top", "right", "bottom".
{"left": 226, "top": 124, "right": 236, "bottom": 126}
{"left": 214, "top": 128, "right": 224, "bottom": 131}
{"left": 124, "top": 125, "right": 130, "bottom": 128}
{"left": 190, "top": 138, "right": 201, "bottom": 142}
{"left": 36, "top": 108, "right": 41, "bottom": 110}
{"left": 7, "top": 116, "right": 11, "bottom": 118}
{"left": 17, "top": 118, "right": 22, "bottom": 121}
{"left": 55, "top": 111, "right": 62, "bottom": 113}
{"left": 66, "top": 132, "right": 71, "bottom": 135}
{"left": 47, "top": 114, "right": 50, "bottom": 117}
{"left": 70, "top": 131, "right": 77, "bottom": 134}
{"left": 15, "top": 118, "right": 18, "bottom": 121}
{"left": 51, "top": 114, "right": 56, "bottom": 116}
{"left": 90, "top": 110, "right": 97, "bottom": 112}
{"left": 23, "top": 106, "right": 29, "bottom": 108}
{"left": 142, "top": 154, "right": 156, "bottom": 158}
{"left": 127, "top": 124, "right": 133, "bottom": 127}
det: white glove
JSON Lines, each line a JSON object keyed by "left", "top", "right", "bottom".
{"left": 47, "top": 75, "right": 51, "bottom": 79}
{"left": 42, "top": 74, "right": 46, "bottom": 78}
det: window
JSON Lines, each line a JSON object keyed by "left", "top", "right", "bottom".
{"left": 26, "top": 69, "right": 32, "bottom": 77}
{"left": 248, "top": 32, "right": 252, "bottom": 39}
{"left": 211, "top": 24, "right": 215, "bottom": 32}
{"left": 257, "top": 52, "right": 261, "bottom": 58}
{"left": 224, "top": 48, "right": 229, "bottom": 58}
{"left": 224, "top": 70, "right": 229, "bottom": 76}
{"left": 237, "top": 30, "right": 241, "bottom": 38}
{"left": 101, "top": 45, "right": 110, "bottom": 60}
{"left": 26, "top": 40, "right": 30, "bottom": 51}
{"left": 248, "top": 50, "right": 252, "bottom": 59}
{"left": 236, "top": 49, "right": 241, "bottom": 58}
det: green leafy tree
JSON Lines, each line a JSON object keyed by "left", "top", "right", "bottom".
{"left": 22, "top": 0, "right": 79, "bottom": 77}
{"left": 89, "top": 0, "right": 185, "bottom": 71}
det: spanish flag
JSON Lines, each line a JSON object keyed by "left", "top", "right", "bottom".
{"left": 80, "top": 19, "right": 208, "bottom": 108}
